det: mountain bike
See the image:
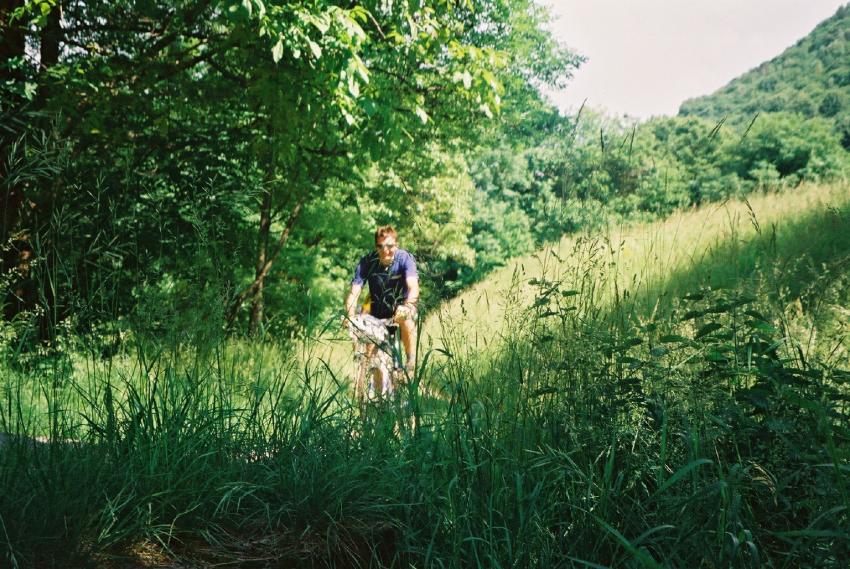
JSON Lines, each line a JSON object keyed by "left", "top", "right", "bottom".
{"left": 346, "top": 314, "right": 408, "bottom": 405}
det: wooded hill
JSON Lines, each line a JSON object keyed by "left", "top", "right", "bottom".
{"left": 680, "top": 4, "right": 850, "bottom": 148}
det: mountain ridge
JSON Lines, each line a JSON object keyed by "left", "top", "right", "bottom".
{"left": 679, "top": 4, "right": 850, "bottom": 147}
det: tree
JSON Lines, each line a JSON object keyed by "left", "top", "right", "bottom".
{"left": 726, "top": 112, "right": 848, "bottom": 183}
{"left": 2, "top": 0, "right": 581, "bottom": 339}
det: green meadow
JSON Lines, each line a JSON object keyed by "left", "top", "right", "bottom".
{"left": 2, "top": 182, "right": 848, "bottom": 568}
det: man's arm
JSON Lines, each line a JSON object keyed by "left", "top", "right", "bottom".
{"left": 404, "top": 277, "right": 419, "bottom": 308}
{"left": 401, "top": 251, "right": 419, "bottom": 311}
{"left": 344, "top": 283, "right": 363, "bottom": 319}
{"left": 394, "top": 276, "right": 419, "bottom": 321}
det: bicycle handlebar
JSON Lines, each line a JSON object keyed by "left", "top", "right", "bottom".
{"left": 346, "top": 314, "right": 398, "bottom": 345}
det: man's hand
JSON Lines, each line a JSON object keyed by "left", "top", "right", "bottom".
{"left": 394, "top": 304, "right": 415, "bottom": 323}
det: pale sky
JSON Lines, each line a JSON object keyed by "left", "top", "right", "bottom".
{"left": 542, "top": 0, "right": 849, "bottom": 119}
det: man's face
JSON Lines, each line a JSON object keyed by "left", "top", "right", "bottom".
{"left": 376, "top": 236, "right": 397, "bottom": 266}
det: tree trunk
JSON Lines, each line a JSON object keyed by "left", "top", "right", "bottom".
{"left": 225, "top": 198, "right": 304, "bottom": 333}
{"left": 248, "top": 275, "right": 265, "bottom": 336}
{"left": 248, "top": 190, "right": 272, "bottom": 336}
{"left": 39, "top": 2, "right": 62, "bottom": 70}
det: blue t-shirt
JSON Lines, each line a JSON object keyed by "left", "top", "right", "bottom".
{"left": 352, "top": 249, "right": 418, "bottom": 318}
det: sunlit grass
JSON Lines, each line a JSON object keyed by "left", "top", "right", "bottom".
{"left": 429, "top": 181, "right": 850, "bottom": 351}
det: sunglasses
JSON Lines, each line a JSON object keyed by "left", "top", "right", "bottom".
{"left": 376, "top": 242, "right": 397, "bottom": 251}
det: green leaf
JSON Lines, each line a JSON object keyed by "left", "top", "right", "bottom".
{"left": 348, "top": 74, "right": 360, "bottom": 97}
{"left": 307, "top": 13, "right": 330, "bottom": 33}
{"left": 705, "top": 350, "right": 728, "bottom": 362}
{"left": 351, "top": 54, "right": 370, "bottom": 83}
{"left": 633, "top": 525, "right": 675, "bottom": 546}
{"left": 659, "top": 334, "right": 688, "bottom": 344}
{"left": 744, "top": 309, "right": 768, "bottom": 321}
{"left": 462, "top": 70, "right": 472, "bottom": 89}
{"left": 339, "top": 11, "right": 366, "bottom": 41}
{"left": 747, "top": 319, "right": 776, "bottom": 334}
{"left": 592, "top": 515, "right": 664, "bottom": 569}
{"left": 695, "top": 322, "right": 723, "bottom": 339}
{"left": 307, "top": 39, "right": 322, "bottom": 59}
{"left": 414, "top": 106, "right": 429, "bottom": 124}
{"left": 706, "top": 302, "right": 731, "bottom": 314}
{"left": 23, "top": 81, "right": 38, "bottom": 100}
{"left": 360, "top": 97, "right": 377, "bottom": 117}
{"left": 271, "top": 39, "right": 284, "bottom": 63}
{"left": 349, "top": 5, "right": 370, "bottom": 24}
{"left": 652, "top": 458, "right": 712, "bottom": 499}
{"left": 728, "top": 295, "right": 756, "bottom": 308}
{"left": 481, "top": 69, "right": 499, "bottom": 90}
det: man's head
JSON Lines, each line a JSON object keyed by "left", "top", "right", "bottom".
{"left": 374, "top": 225, "right": 398, "bottom": 266}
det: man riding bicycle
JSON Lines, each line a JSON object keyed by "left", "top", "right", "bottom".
{"left": 343, "top": 226, "right": 419, "bottom": 381}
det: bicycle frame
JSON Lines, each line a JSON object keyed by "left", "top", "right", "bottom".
{"left": 347, "top": 314, "right": 406, "bottom": 402}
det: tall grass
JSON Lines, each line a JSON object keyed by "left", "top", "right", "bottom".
{"left": 432, "top": 182, "right": 850, "bottom": 349}
{"left": 1, "top": 183, "right": 849, "bottom": 567}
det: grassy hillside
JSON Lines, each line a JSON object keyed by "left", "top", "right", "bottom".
{"left": 679, "top": 4, "right": 850, "bottom": 146}
{"left": 426, "top": 181, "right": 850, "bottom": 358}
